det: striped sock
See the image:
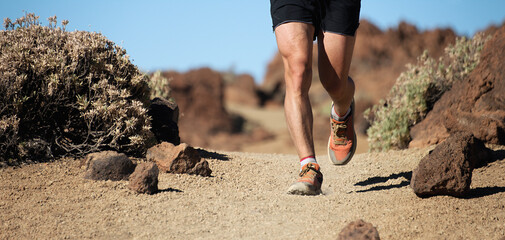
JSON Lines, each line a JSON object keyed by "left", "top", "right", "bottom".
{"left": 300, "top": 156, "right": 317, "bottom": 170}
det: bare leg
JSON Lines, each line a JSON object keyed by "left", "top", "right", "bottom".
{"left": 317, "top": 32, "right": 356, "bottom": 116}
{"left": 274, "top": 22, "right": 315, "bottom": 159}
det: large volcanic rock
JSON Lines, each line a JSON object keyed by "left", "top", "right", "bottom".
{"left": 410, "top": 132, "right": 490, "bottom": 197}
{"left": 410, "top": 25, "right": 505, "bottom": 148}
{"left": 164, "top": 68, "right": 233, "bottom": 147}
{"left": 224, "top": 73, "right": 260, "bottom": 106}
{"left": 261, "top": 20, "right": 456, "bottom": 134}
{"left": 352, "top": 20, "right": 455, "bottom": 106}
{"left": 161, "top": 68, "right": 272, "bottom": 151}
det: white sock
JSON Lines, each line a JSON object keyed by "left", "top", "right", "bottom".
{"left": 331, "top": 104, "right": 351, "bottom": 121}
{"left": 300, "top": 156, "right": 317, "bottom": 170}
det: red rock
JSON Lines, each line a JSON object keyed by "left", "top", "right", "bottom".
{"left": 166, "top": 68, "right": 233, "bottom": 148}
{"left": 146, "top": 142, "right": 211, "bottom": 177}
{"left": 83, "top": 151, "right": 136, "bottom": 181}
{"left": 410, "top": 132, "right": 490, "bottom": 197}
{"left": 160, "top": 68, "right": 274, "bottom": 152}
{"left": 128, "top": 162, "right": 159, "bottom": 194}
{"left": 224, "top": 74, "right": 260, "bottom": 106}
{"left": 337, "top": 219, "right": 380, "bottom": 240}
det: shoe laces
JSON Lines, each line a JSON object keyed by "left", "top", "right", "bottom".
{"left": 331, "top": 119, "right": 348, "bottom": 145}
{"left": 299, "top": 163, "right": 318, "bottom": 177}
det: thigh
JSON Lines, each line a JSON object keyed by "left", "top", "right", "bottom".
{"left": 275, "top": 22, "right": 315, "bottom": 90}
{"left": 275, "top": 22, "right": 315, "bottom": 60}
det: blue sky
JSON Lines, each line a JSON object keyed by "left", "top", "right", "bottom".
{"left": 2, "top": 1, "right": 505, "bottom": 83}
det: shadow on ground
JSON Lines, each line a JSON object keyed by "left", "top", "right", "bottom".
{"left": 481, "top": 149, "right": 505, "bottom": 167}
{"left": 354, "top": 171, "right": 412, "bottom": 193}
{"left": 197, "top": 149, "right": 230, "bottom": 161}
{"left": 461, "top": 186, "right": 505, "bottom": 199}
{"left": 157, "top": 187, "right": 183, "bottom": 194}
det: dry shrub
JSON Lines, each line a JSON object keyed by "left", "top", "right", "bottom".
{"left": 148, "top": 70, "right": 175, "bottom": 102}
{"left": 365, "top": 34, "right": 488, "bottom": 152}
{"left": 0, "top": 13, "right": 155, "bottom": 165}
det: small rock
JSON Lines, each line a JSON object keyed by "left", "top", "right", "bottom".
{"left": 83, "top": 151, "right": 136, "bottom": 181}
{"left": 410, "top": 132, "right": 490, "bottom": 197}
{"left": 187, "top": 159, "right": 212, "bottom": 177}
{"left": 128, "top": 162, "right": 159, "bottom": 194}
{"left": 146, "top": 142, "right": 212, "bottom": 177}
{"left": 337, "top": 219, "right": 380, "bottom": 240}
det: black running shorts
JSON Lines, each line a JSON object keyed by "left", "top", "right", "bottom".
{"left": 270, "top": 0, "right": 361, "bottom": 39}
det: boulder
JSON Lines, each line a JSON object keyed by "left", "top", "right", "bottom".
{"left": 148, "top": 97, "right": 180, "bottom": 145}
{"left": 128, "top": 162, "right": 159, "bottom": 194}
{"left": 410, "top": 132, "right": 490, "bottom": 197}
{"left": 337, "top": 219, "right": 380, "bottom": 240}
{"left": 410, "top": 24, "right": 505, "bottom": 148}
{"left": 224, "top": 74, "right": 260, "bottom": 106}
{"left": 166, "top": 68, "right": 233, "bottom": 147}
{"left": 83, "top": 151, "right": 136, "bottom": 181}
{"left": 146, "top": 142, "right": 212, "bottom": 177}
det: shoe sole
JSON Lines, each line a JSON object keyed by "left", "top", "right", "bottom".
{"left": 287, "top": 182, "right": 322, "bottom": 195}
{"left": 328, "top": 100, "right": 356, "bottom": 165}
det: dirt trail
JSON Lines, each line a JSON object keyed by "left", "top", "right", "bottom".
{"left": 1, "top": 145, "right": 504, "bottom": 239}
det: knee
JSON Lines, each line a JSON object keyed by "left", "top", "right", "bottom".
{"left": 284, "top": 55, "right": 312, "bottom": 96}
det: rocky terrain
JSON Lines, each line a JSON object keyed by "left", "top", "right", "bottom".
{"left": 2, "top": 18, "right": 505, "bottom": 240}
{"left": 1, "top": 145, "right": 504, "bottom": 239}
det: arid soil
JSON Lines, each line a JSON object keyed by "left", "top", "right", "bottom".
{"left": 1, "top": 145, "right": 504, "bottom": 239}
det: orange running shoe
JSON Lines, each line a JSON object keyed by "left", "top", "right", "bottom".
{"left": 287, "top": 163, "right": 323, "bottom": 195}
{"left": 328, "top": 101, "right": 356, "bottom": 165}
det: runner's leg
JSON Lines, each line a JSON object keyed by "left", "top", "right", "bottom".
{"left": 317, "top": 31, "right": 356, "bottom": 116}
{"left": 274, "top": 22, "right": 315, "bottom": 159}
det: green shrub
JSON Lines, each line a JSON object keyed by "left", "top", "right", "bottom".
{"left": 366, "top": 33, "right": 488, "bottom": 152}
{"left": 0, "top": 13, "right": 155, "bottom": 165}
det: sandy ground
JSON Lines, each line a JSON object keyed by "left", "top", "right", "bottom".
{"left": 1, "top": 145, "right": 505, "bottom": 239}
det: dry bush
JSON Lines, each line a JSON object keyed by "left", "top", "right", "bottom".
{"left": 148, "top": 70, "right": 174, "bottom": 102}
{"left": 0, "top": 13, "right": 155, "bottom": 165}
{"left": 365, "top": 34, "right": 488, "bottom": 152}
